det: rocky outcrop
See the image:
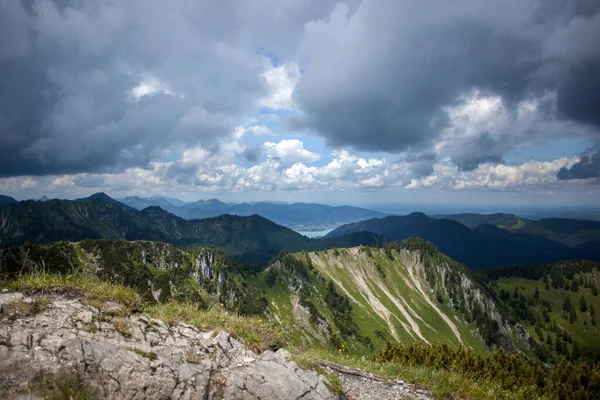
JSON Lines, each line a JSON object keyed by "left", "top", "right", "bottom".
{"left": 0, "top": 291, "right": 334, "bottom": 399}
{"left": 195, "top": 249, "right": 216, "bottom": 281}
{"left": 0, "top": 290, "right": 434, "bottom": 399}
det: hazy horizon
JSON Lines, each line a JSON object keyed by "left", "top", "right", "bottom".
{"left": 5, "top": 191, "right": 600, "bottom": 221}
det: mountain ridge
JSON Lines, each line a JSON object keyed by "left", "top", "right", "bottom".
{"left": 0, "top": 195, "right": 384, "bottom": 264}
{"left": 118, "top": 195, "right": 388, "bottom": 231}
{"left": 325, "top": 213, "right": 594, "bottom": 269}
{"left": 438, "top": 212, "right": 600, "bottom": 247}
{"left": 0, "top": 195, "right": 17, "bottom": 208}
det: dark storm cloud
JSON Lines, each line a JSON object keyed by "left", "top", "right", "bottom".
{"left": 556, "top": 61, "right": 600, "bottom": 127}
{"left": 1, "top": 0, "right": 338, "bottom": 178}
{"left": 165, "top": 164, "right": 198, "bottom": 185}
{"left": 242, "top": 146, "right": 262, "bottom": 163}
{"left": 3, "top": 0, "right": 600, "bottom": 182}
{"left": 292, "top": 0, "right": 600, "bottom": 170}
{"left": 557, "top": 142, "right": 600, "bottom": 180}
{"left": 403, "top": 151, "right": 437, "bottom": 178}
{"left": 448, "top": 133, "right": 506, "bottom": 172}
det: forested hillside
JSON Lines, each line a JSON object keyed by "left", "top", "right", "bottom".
{"left": 0, "top": 196, "right": 384, "bottom": 264}
{"left": 325, "top": 213, "right": 591, "bottom": 269}
{"left": 485, "top": 260, "right": 600, "bottom": 363}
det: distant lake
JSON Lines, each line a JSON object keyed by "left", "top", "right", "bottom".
{"left": 297, "top": 228, "right": 334, "bottom": 238}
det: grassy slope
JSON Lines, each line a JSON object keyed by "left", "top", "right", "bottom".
{"left": 495, "top": 274, "right": 600, "bottom": 355}
{"left": 252, "top": 247, "right": 487, "bottom": 355}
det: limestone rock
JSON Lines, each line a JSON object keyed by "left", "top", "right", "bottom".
{"left": 0, "top": 292, "right": 432, "bottom": 399}
{"left": 0, "top": 292, "right": 334, "bottom": 399}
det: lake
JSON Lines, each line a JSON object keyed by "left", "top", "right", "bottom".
{"left": 297, "top": 228, "right": 334, "bottom": 238}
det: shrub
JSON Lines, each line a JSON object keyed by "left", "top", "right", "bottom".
{"left": 379, "top": 341, "right": 600, "bottom": 400}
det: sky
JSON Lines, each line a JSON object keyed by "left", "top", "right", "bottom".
{"left": 1, "top": 0, "right": 600, "bottom": 206}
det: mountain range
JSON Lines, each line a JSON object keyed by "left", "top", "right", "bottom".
{"left": 118, "top": 195, "right": 387, "bottom": 231}
{"left": 326, "top": 212, "right": 600, "bottom": 269}
{"left": 0, "top": 193, "right": 384, "bottom": 264}
{"left": 437, "top": 213, "right": 600, "bottom": 248}
{"left": 2, "top": 193, "right": 600, "bottom": 270}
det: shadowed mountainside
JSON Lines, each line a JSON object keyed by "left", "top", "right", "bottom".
{"left": 0, "top": 194, "right": 384, "bottom": 264}
{"left": 325, "top": 213, "right": 594, "bottom": 269}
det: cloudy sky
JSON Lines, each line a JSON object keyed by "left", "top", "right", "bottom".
{"left": 1, "top": 0, "right": 599, "bottom": 206}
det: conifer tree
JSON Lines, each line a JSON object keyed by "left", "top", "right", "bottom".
{"left": 563, "top": 297, "right": 572, "bottom": 314}
{"left": 534, "top": 287, "right": 540, "bottom": 299}
{"left": 569, "top": 307, "right": 577, "bottom": 324}
{"left": 570, "top": 280, "right": 579, "bottom": 292}
{"left": 590, "top": 304, "right": 595, "bottom": 316}
{"left": 571, "top": 341, "right": 581, "bottom": 360}
{"left": 579, "top": 295, "right": 588, "bottom": 312}
{"left": 542, "top": 309, "right": 550, "bottom": 323}
{"left": 555, "top": 337, "right": 563, "bottom": 353}
{"left": 535, "top": 324, "right": 543, "bottom": 340}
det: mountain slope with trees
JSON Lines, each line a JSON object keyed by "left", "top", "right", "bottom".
{"left": 439, "top": 213, "right": 600, "bottom": 248}
{"left": 484, "top": 260, "right": 600, "bottom": 363}
{"left": 325, "top": 213, "right": 589, "bottom": 269}
{"left": 0, "top": 195, "right": 384, "bottom": 264}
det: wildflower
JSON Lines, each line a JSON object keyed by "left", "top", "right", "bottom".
{"left": 258, "top": 318, "right": 263, "bottom": 323}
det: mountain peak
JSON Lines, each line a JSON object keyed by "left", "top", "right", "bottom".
{"left": 77, "top": 192, "right": 136, "bottom": 210}
{"left": 206, "top": 198, "right": 225, "bottom": 205}
{"left": 86, "top": 192, "right": 114, "bottom": 201}
{"left": 122, "top": 195, "right": 143, "bottom": 201}
{"left": 403, "top": 211, "right": 429, "bottom": 221}
{"left": 0, "top": 194, "right": 18, "bottom": 208}
{"left": 39, "top": 195, "right": 50, "bottom": 202}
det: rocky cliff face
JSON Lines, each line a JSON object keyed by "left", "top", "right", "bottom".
{"left": 0, "top": 291, "right": 432, "bottom": 400}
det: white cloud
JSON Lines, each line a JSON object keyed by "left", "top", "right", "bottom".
{"left": 407, "top": 157, "right": 580, "bottom": 191}
{"left": 260, "top": 63, "right": 300, "bottom": 110}
{"left": 1, "top": 139, "right": 597, "bottom": 202}
{"left": 180, "top": 147, "right": 211, "bottom": 167}
{"left": 435, "top": 90, "right": 595, "bottom": 171}
{"left": 50, "top": 176, "right": 74, "bottom": 188}
{"left": 130, "top": 76, "right": 175, "bottom": 100}
{"left": 264, "top": 139, "right": 320, "bottom": 164}
{"left": 233, "top": 124, "right": 273, "bottom": 139}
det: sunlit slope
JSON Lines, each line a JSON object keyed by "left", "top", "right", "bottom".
{"left": 488, "top": 260, "right": 600, "bottom": 362}
{"left": 255, "top": 243, "right": 513, "bottom": 354}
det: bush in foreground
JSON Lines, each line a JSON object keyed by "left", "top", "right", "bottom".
{"left": 379, "top": 341, "right": 600, "bottom": 400}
